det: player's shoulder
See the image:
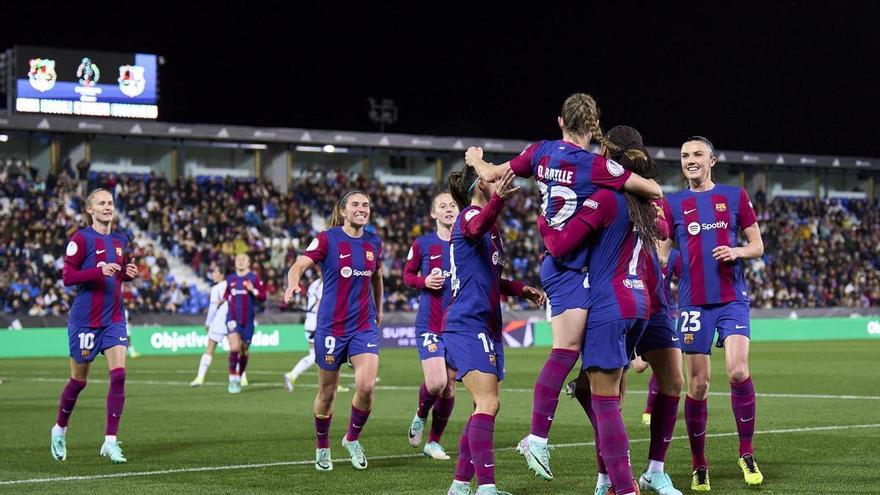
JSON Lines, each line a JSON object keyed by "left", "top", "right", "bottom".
{"left": 364, "top": 229, "right": 382, "bottom": 244}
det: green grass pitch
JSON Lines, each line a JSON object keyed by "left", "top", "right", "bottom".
{"left": 1, "top": 340, "right": 879, "bottom": 494}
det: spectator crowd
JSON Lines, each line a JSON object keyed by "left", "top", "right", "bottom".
{"left": 2, "top": 162, "right": 878, "bottom": 318}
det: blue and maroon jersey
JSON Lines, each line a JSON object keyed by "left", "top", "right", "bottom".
{"left": 509, "top": 139, "right": 632, "bottom": 269}
{"left": 640, "top": 248, "right": 668, "bottom": 318}
{"left": 443, "top": 196, "right": 525, "bottom": 341}
{"left": 583, "top": 189, "right": 652, "bottom": 323}
{"left": 662, "top": 184, "right": 757, "bottom": 307}
{"left": 63, "top": 227, "right": 131, "bottom": 328}
{"left": 303, "top": 227, "right": 383, "bottom": 337}
{"left": 225, "top": 272, "right": 266, "bottom": 328}
{"left": 662, "top": 248, "right": 682, "bottom": 319}
{"left": 404, "top": 233, "right": 452, "bottom": 334}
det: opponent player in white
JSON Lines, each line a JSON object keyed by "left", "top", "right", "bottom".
{"left": 190, "top": 266, "right": 229, "bottom": 387}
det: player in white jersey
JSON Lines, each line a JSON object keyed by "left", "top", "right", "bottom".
{"left": 190, "top": 266, "right": 229, "bottom": 387}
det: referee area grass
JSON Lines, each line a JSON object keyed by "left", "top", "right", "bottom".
{"left": 1, "top": 340, "right": 879, "bottom": 494}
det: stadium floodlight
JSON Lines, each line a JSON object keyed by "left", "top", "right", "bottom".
{"left": 0, "top": 134, "right": 8, "bottom": 142}
{"left": 368, "top": 97, "right": 397, "bottom": 133}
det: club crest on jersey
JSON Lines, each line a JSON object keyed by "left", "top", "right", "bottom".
{"left": 684, "top": 333, "right": 694, "bottom": 345}
{"left": 715, "top": 203, "right": 727, "bottom": 212}
{"left": 427, "top": 343, "right": 438, "bottom": 353}
{"left": 488, "top": 354, "right": 496, "bottom": 367}
{"left": 366, "top": 250, "right": 374, "bottom": 262}
{"left": 325, "top": 355, "right": 335, "bottom": 365}
{"left": 81, "top": 349, "right": 90, "bottom": 358}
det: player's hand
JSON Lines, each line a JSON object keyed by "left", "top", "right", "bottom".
{"left": 424, "top": 272, "right": 445, "bottom": 290}
{"left": 283, "top": 285, "right": 301, "bottom": 304}
{"left": 124, "top": 263, "right": 138, "bottom": 279}
{"left": 375, "top": 308, "right": 383, "bottom": 326}
{"left": 101, "top": 263, "right": 121, "bottom": 277}
{"left": 654, "top": 203, "right": 665, "bottom": 219}
{"left": 465, "top": 147, "right": 483, "bottom": 168}
{"left": 712, "top": 245, "right": 739, "bottom": 263}
{"left": 243, "top": 280, "right": 254, "bottom": 291}
{"left": 495, "top": 170, "right": 520, "bottom": 199}
{"left": 522, "top": 286, "right": 546, "bottom": 307}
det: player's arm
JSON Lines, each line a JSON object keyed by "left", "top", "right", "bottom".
{"left": 501, "top": 278, "right": 546, "bottom": 307}
{"left": 657, "top": 200, "right": 674, "bottom": 267}
{"left": 372, "top": 257, "right": 384, "bottom": 326}
{"left": 465, "top": 143, "right": 537, "bottom": 182}
{"left": 592, "top": 154, "right": 662, "bottom": 199}
{"left": 284, "top": 255, "right": 316, "bottom": 304}
{"left": 205, "top": 298, "right": 218, "bottom": 328}
{"left": 402, "top": 241, "right": 426, "bottom": 289}
{"left": 62, "top": 233, "right": 113, "bottom": 286}
{"left": 713, "top": 189, "right": 763, "bottom": 262}
{"left": 251, "top": 275, "right": 267, "bottom": 301}
{"left": 537, "top": 190, "right": 615, "bottom": 258}
{"left": 461, "top": 170, "right": 519, "bottom": 239}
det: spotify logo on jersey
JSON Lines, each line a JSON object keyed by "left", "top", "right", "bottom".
{"left": 340, "top": 266, "right": 353, "bottom": 278}
{"left": 687, "top": 222, "right": 701, "bottom": 235}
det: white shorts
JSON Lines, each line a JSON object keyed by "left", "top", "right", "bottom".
{"left": 305, "top": 314, "right": 317, "bottom": 344}
{"left": 207, "top": 307, "right": 229, "bottom": 344}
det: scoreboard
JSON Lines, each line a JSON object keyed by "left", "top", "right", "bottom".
{"left": 13, "top": 46, "right": 159, "bottom": 119}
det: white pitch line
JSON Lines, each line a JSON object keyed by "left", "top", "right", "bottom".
{"left": 2, "top": 423, "right": 879, "bottom": 485}
{"left": 11, "top": 376, "right": 880, "bottom": 400}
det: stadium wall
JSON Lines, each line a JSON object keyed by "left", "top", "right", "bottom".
{"left": 2, "top": 317, "right": 878, "bottom": 359}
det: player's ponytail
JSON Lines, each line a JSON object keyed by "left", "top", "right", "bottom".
{"left": 605, "top": 126, "right": 662, "bottom": 251}
{"left": 448, "top": 164, "right": 479, "bottom": 210}
{"left": 560, "top": 93, "right": 620, "bottom": 154}
{"left": 82, "top": 188, "right": 111, "bottom": 227}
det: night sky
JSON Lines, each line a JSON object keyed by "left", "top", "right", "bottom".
{"left": 3, "top": 2, "right": 879, "bottom": 156}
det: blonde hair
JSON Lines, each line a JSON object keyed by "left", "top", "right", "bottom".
{"left": 560, "top": 93, "right": 620, "bottom": 153}
{"left": 83, "top": 188, "right": 112, "bottom": 226}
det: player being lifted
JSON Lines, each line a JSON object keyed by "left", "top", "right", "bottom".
{"left": 225, "top": 253, "right": 266, "bottom": 394}
{"left": 661, "top": 136, "right": 764, "bottom": 490}
{"left": 284, "top": 190, "right": 384, "bottom": 472}
{"left": 190, "top": 265, "right": 229, "bottom": 387}
{"left": 403, "top": 192, "right": 459, "bottom": 460}
{"left": 51, "top": 188, "right": 137, "bottom": 464}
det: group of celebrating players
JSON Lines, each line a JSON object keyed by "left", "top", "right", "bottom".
{"left": 49, "top": 92, "right": 765, "bottom": 495}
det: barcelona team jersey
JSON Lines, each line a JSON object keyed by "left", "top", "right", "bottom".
{"left": 582, "top": 189, "right": 651, "bottom": 323}
{"left": 443, "top": 196, "right": 526, "bottom": 341}
{"left": 662, "top": 184, "right": 757, "bottom": 307}
{"left": 404, "top": 233, "right": 452, "bottom": 334}
{"left": 225, "top": 272, "right": 266, "bottom": 327}
{"left": 509, "top": 139, "right": 632, "bottom": 270}
{"left": 303, "top": 227, "right": 383, "bottom": 337}
{"left": 63, "top": 227, "right": 130, "bottom": 328}
{"left": 662, "top": 248, "right": 682, "bottom": 319}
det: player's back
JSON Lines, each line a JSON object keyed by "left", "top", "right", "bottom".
{"left": 587, "top": 190, "right": 651, "bottom": 323}
{"left": 511, "top": 140, "right": 630, "bottom": 270}
{"left": 412, "top": 232, "right": 452, "bottom": 333}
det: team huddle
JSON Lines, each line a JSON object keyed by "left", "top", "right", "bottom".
{"left": 50, "top": 93, "right": 765, "bottom": 495}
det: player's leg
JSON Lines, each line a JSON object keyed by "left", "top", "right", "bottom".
{"left": 569, "top": 370, "right": 612, "bottom": 495}
{"left": 340, "top": 351, "right": 377, "bottom": 469}
{"left": 409, "top": 354, "right": 446, "bottom": 447}
{"left": 424, "top": 365, "right": 456, "bottom": 459}
{"left": 639, "top": 347, "right": 684, "bottom": 495}
{"left": 449, "top": 414, "right": 475, "bottom": 495}
{"left": 723, "top": 332, "right": 762, "bottom": 485}
{"left": 100, "top": 343, "right": 128, "bottom": 464}
{"left": 643, "top": 373, "right": 660, "bottom": 425}
{"left": 684, "top": 352, "right": 711, "bottom": 491}
{"left": 51, "top": 356, "right": 91, "bottom": 461}
{"left": 238, "top": 340, "right": 250, "bottom": 386}
{"left": 462, "top": 370, "right": 503, "bottom": 495}
{"left": 588, "top": 367, "right": 637, "bottom": 495}
{"left": 314, "top": 365, "right": 340, "bottom": 471}
{"left": 227, "top": 331, "right": 242, "bottom": 393}
{"left": 191, "top": 339, "right": 218, "bottom": 387}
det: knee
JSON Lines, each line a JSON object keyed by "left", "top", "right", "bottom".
{"left": 317, "top": 387, "right": 337, "bottom": 407}
{"left": 355, "top": 381, "right": 376, "bottom": 399}
{"left": 426, "top": 379, "right": 446, "bottom": 397}
{"left": 442, "top": 380, "right": 456, "bottom": 399}
{"left": 476, "top": 396, "right": 500, "bottom": 416}
{"left": 688, "top": 377, "right": 709, "bottom": 399}
{"left": 727, "top": 365, "right": 750, "bottom": 384}
{"left": 662, "top": 372, "right": 684, "bottom": 396}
